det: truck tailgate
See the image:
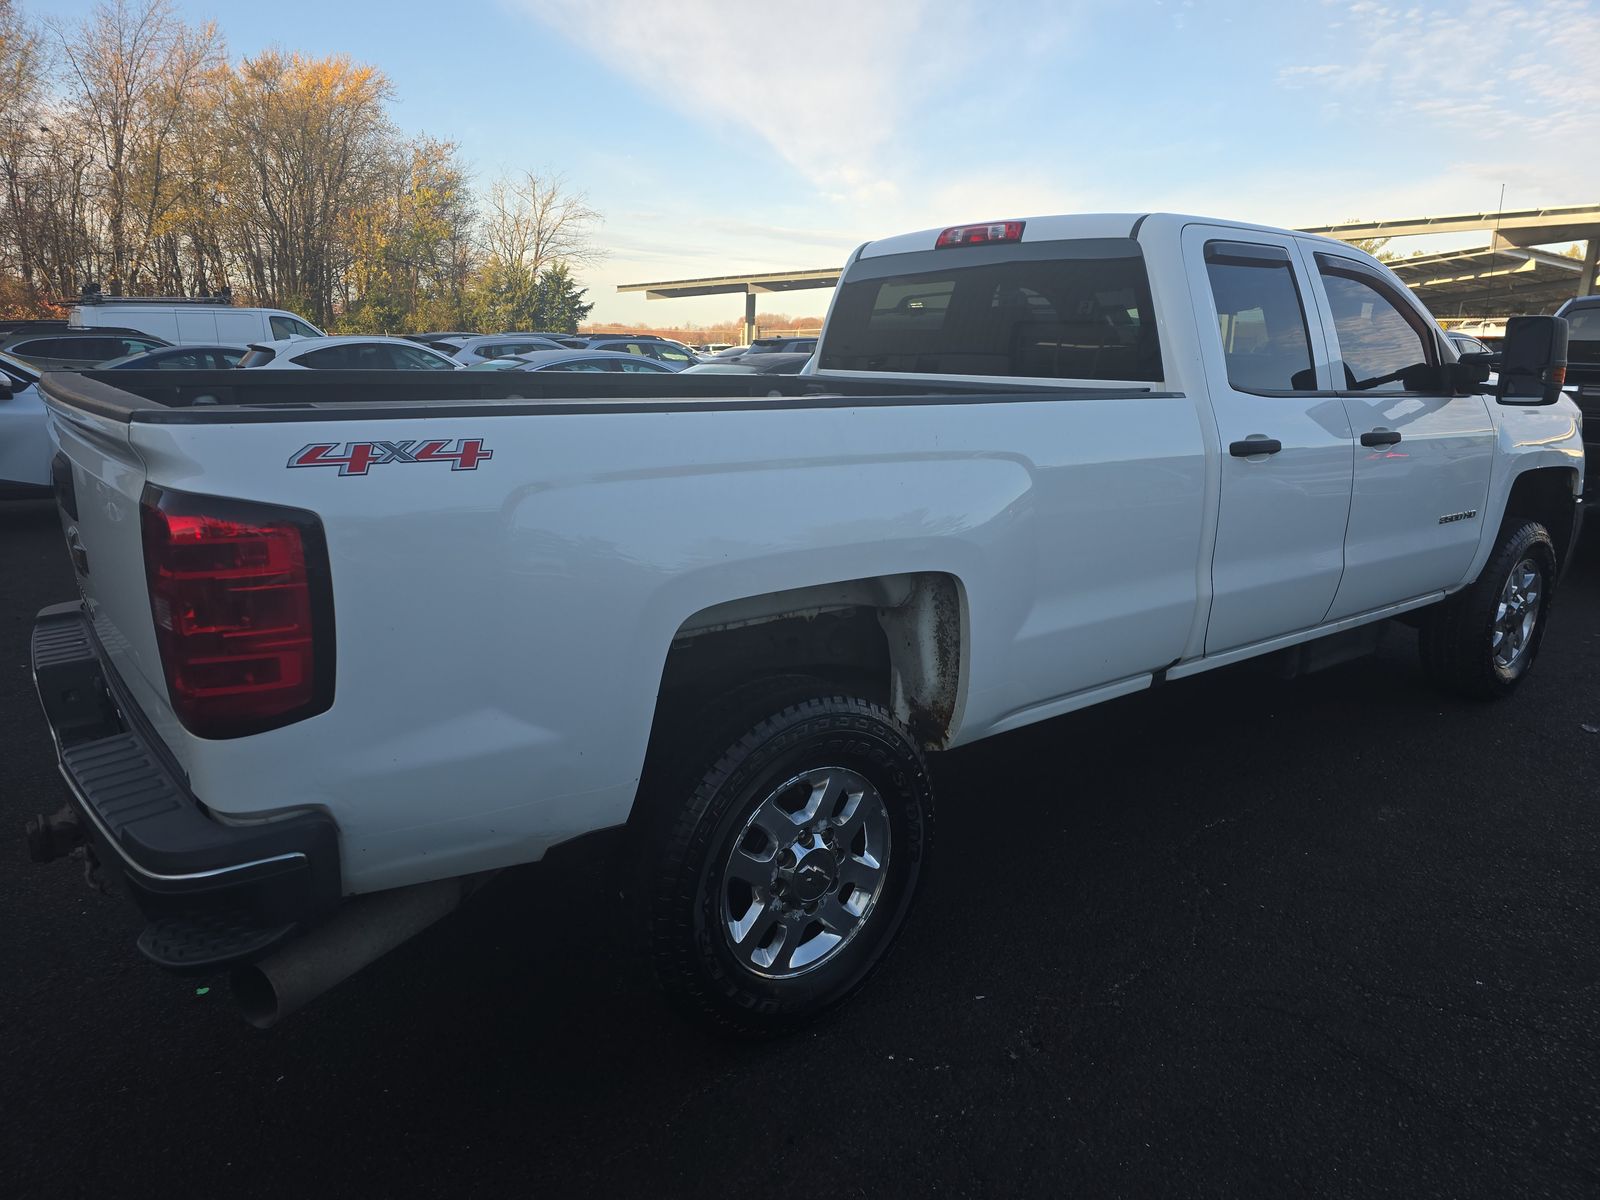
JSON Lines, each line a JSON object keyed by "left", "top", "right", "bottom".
{"left": 44, "top": 393, "right": 187, "bottom": 757}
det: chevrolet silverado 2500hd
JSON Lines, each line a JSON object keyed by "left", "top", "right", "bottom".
{"left": 26, "top": 214, "right": 1582, "bottom": 1033}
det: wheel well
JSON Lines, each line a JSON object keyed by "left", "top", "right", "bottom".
{"left": 655, "top": 573, "right": 964, "bottom": 749}
{"left": 1504, "top": 467, "right": 1579, "bottom": 564}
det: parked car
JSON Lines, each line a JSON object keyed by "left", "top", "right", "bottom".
{"left": 25, "top": 212, "right": 1582, "bottom": 1037}
{"left": 682, "top": 351, "right": 812, "bottom": 375}
{"left": 0, "top": 349, "right": 47, "bottom": 496}
{"left": 752, "top": 336, "right": 817, "bottom": 355}
{"left": 1554, "top": 294, "right": 1600, "bottom": 498}
{"left": 71, "top": 296, "right": 323, "bottom": 345}
{"left": 100, "top": 344, "right": 249, "bottom": 370}
{"left": 465, "top": 349, "right": 677, "bottom": 373}
{"left": 237, "top": 336, "right": 460, "bottom": 370}
{"left": 444, "top": 334, "right": 570, "bottom": 367}
{"left": 1446, "top": 330, "right": 1492, "bottom": 357}
{"left": 714, "top": 337, "right": 819, "bottom": 362}
{"left": 584, "top": 337, "right": 698, "bottom": 369}
{"left": 1, "top": 330, "right": 171, "bottom": 370}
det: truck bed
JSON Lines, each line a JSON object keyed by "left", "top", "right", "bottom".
{"left": 44, "top": 368, "right": 1166, "bottom": 423}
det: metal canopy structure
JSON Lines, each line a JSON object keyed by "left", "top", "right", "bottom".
{"left": 617, "top": 268, "right": 842, "bottom": 343}
{"left": 1387, "top": 245, "right": 1585, "bottom": 319}
{"left": 621, "top": 205, "right": 1600, "bottom": 340}
{"left": 1302, "top": 205, "right": 1600, "bottom": 307}
{"left": 1300, "top": 204, "right": 1600, "bottom": 249}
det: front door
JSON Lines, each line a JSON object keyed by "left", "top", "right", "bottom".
{"left": 1182, "top": 225, "right": 1355, "bottom": 654}
{"left": 1303, "top": 247, "right": 1496, "bottom": 620}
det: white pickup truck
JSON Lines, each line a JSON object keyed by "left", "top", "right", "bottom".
{"left": 26, "top": 213, "right": 1583, "bottom": 1034}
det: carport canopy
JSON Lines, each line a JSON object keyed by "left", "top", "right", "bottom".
{"left": 620, "top": 204, "right": 1600, "bottom": 338}
{"left": 617, "top": 268, "right": 841, "bottom": 344}
{"left": 1302, "top": 204, "right": 1600, "bottom": 309}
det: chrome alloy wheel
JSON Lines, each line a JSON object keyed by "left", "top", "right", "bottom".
{"left": 720, "top": 767, "right": 891, "bottom": 978}
{"left": 1492, "top": 557, "right": 1543, "bottom": 671}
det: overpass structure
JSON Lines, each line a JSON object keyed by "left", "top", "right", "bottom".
{"left": 620, "top": 205, "right": 1600, "bottom": 341}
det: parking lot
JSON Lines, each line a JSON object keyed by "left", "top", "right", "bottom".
{"left": 2, "top": 495, "right": 1597, "bottom": 1197}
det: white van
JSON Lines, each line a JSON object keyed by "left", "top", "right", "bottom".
{"left": 70, "top": 299, "right": 323, "bottom": 345}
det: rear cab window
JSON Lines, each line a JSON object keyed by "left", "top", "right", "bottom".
{"left": 819, "top": 237, "right": 1163, "bottom": 382}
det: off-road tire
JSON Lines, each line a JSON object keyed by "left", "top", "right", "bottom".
{"left": 638, "top": 679, "right": 933, "bottom": 1036}
{"left": 1418, "top": 520, "right": 1557, "bottom": 700}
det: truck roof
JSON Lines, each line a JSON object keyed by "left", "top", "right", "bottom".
{"left": 855, "top": 212, "right": 1356, "bottom": 260}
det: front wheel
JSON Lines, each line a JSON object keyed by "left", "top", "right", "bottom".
{"left": 639, "top": 686, "right": 933, "bottom": 1036}
{"left": 1419, "top": 520, "right": 1557, "bottom": 700}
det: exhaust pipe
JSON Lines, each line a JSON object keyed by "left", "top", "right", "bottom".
{"left": 232, "top": 876, "right": 469, "bottom": 1029}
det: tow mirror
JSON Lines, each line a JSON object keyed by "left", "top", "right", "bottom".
{"left": 1497, "top": 315, "right": 1569, "bottom": 406}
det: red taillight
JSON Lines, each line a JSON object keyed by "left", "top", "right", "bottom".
{"left": 141, "top": 487, "right": 334, "bottom": 739}
{"left": 934, "top": 220, "right": 1025, "bottom": 249}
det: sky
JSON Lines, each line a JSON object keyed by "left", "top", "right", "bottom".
{"left": 34, "top": 0, "right": 1600, "bottom": 326}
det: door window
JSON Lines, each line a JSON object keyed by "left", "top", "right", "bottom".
{"left": 270, "top": 315, "right": 321, "bottom": 340}
{"left": 648, "top": 343, "right": 694, "bottom": 366}
{"left": 389, "top": 344, "right": 455, "bottom": 369}
{"left": 295, "top": 345, "right": 363, "bottom": 369}
{"left": 616, "top": 358, "right": 667, "bottom": 372}
{"left": 154, "top": 350, "right": 206, "bottom": 369}
{"left": 1203, "top": 241, "right": 1317, "bottom": 393}
{"left": 543, "top": 359, "right": 617, "bottom": 372}
{"left": 1316, "top": 255, "right": 1436, "bottom": 392}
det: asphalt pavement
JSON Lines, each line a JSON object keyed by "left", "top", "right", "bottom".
{"left": 3, "top": 495, "right": 1598, "bottom": 1198}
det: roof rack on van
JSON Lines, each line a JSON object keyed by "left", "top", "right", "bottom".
{"left": 77, "top": 283, "right": 235, "bottom": 306}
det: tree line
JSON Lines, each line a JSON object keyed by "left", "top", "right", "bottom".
{"left": 0, "top": 0, "right": 599, "bottom": 332}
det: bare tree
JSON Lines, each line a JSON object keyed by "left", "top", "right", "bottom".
{"left": 479, "top": 171, "right": 601, "bottom": 277}
{"left": 52, "top": 0, "right": 221, "bottom": 291}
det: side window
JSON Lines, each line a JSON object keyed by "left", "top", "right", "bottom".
{"left": 155, "top": 351, "right": 201, "bottom": 369}
{"left": 390, "top": 345, "right": 454, "bottom": 369}
{"left": 650, "top": 344, "right": 693, "bottom": 365}
{"left": 272, "top": 315, "right": 320, "bottom": 340}
{"left": 1315, "top": 254, "right": 1436, "bottom": 392}
{"left": 296, "top": 345, "right": 357, "bottom": 369}
{"left": 547, "top": 359, "right": 617, "bottom": 372}
{"left": 617, "top": 359, "right": 665, "bottom": 372}
{"left": 1203, "top": 241, "right": 1317, "bottom": 393}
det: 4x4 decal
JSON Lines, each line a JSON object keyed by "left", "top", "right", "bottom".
{"left": 288, "top": 438, "right": 493, "bottom": 476}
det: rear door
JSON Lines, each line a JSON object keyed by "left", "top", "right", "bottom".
{"left": 1304, "top": 248, "right": 1495, "bottom": 618}
{"left": 1182, "top": 225, "right": 1355, "bottom": 653}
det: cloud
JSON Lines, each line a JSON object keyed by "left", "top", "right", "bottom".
{"left": 1279, "top": 0, "right": 1600, "bottom": 202}
{"left": 512, "top": 0, "right": 966, "bottom": 200}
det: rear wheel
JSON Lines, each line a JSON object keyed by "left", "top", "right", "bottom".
{"left": 638, "top": 681, "right": 933, "bottom": 1035}
{"left": 1418, "top": 520, "right": 1557, "bottom": 700}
